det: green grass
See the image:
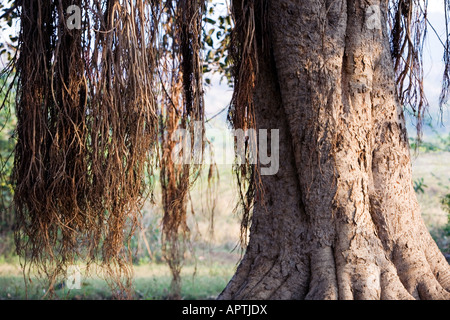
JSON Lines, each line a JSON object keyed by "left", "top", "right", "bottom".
{"left": 0, "top": 260, "right": 238, "bottom": 300}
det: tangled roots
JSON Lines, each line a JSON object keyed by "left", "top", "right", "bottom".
{"left": 13, "top": 0, "right": 158, "bottom": 298}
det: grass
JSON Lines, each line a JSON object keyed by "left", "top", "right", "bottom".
{"left": 0, "top": 259, "right": 239, "bottom": 300}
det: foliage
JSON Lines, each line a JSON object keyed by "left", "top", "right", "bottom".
{"left": 443, "top": 194, "right": 450, "bottom": 215}
{"left": 0, "top": 74, "right": 16, "bottom": 258}
{"left": 0, "top": 0, "right": 18, "bottom": 257}
{"left": 202, "top": 1, "right": 233, "bottom": 86}
{"left": 413, "top": 177, "right": 428, "bottom": 194}
{"left": 409, "top": 131, "right": 450, "bottom": 152}
{"left": 435, "top": 133, "right": 450, "bottom": 152}
{"left": 0, "top": 0, "right": 19, "bottom": 60}
{"left": 442, "top": 194, "right": 450, "bottom": 238}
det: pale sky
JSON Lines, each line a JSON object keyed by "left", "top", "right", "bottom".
{"left": 413, "top": 1, "right": 450, "bottom": 135}
{"left": 428, "top": 0, "right": 445, "bottom": 14}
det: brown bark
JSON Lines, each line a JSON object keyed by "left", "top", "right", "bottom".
{"left": 219, "top": 0, "right": 450, "bottom": 300}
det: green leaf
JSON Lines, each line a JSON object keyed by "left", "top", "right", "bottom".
{"left": 205, "top": 35, "right": 213, "bottom": 47}
{"left": 203, "top": 17, "right": 216, "bottom": 25}
{"left": 207, "top": 50, "right": 214, "bottom": 60}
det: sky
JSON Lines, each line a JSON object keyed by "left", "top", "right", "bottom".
{"left": 417, "top": 0, "right": 450, "bottom": 136}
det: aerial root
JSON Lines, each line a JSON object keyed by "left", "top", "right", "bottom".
{"left": 219, "top": 245, "right": 310, "bottom": 300}
{"left": 417, "top": 276, "right": 450, "bottom": 300}
{"left": 305, "top": 246, "right": 338, "bottom": 300}
{"left": 218, "top": 253, "right": 254, "bottom": 300}
{"left": 219, "top": 230, "right": 450, "bottom": 300}
{"left": 423, "top": 231, "right": 450, "bottom": 292}
{"left": 219, "top": 249, "right": 278, "bottom": 300}
{"left": 380, "top": 267, "right": 415, "bottom": 300}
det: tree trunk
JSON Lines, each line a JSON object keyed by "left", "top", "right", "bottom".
{"left": 219, "top": 0, "right": 450, "bottom": 300}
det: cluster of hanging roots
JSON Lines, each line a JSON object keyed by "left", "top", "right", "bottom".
{"left": 158, "top": 0, "right": 206, "bottom": 299}
{"left": 6, "top": 0, "right": 208, "bottom": 298}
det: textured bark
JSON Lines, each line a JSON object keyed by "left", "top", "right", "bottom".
{"left": 219, "top": 0, "right": 450, "bottom": 300}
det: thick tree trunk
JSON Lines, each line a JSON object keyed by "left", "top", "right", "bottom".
{"left": 219, "top": 0, "right": 450, "bottom": 300}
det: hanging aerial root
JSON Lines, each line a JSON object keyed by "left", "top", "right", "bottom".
{"left": 389, "top": 0, "right": 429, "bottom": 139}
{"left": 13, "top": 0, "right": 158, "bottom": 297}
{"left": 157, "top": 0, "right": 207, "bottom": 299}
{"left": 227, "top": 0, "right": 271, "bottom": 248}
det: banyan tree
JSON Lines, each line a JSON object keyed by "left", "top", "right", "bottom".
{"left": 1, "top": 0, "right": 450, "bottom": 299}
